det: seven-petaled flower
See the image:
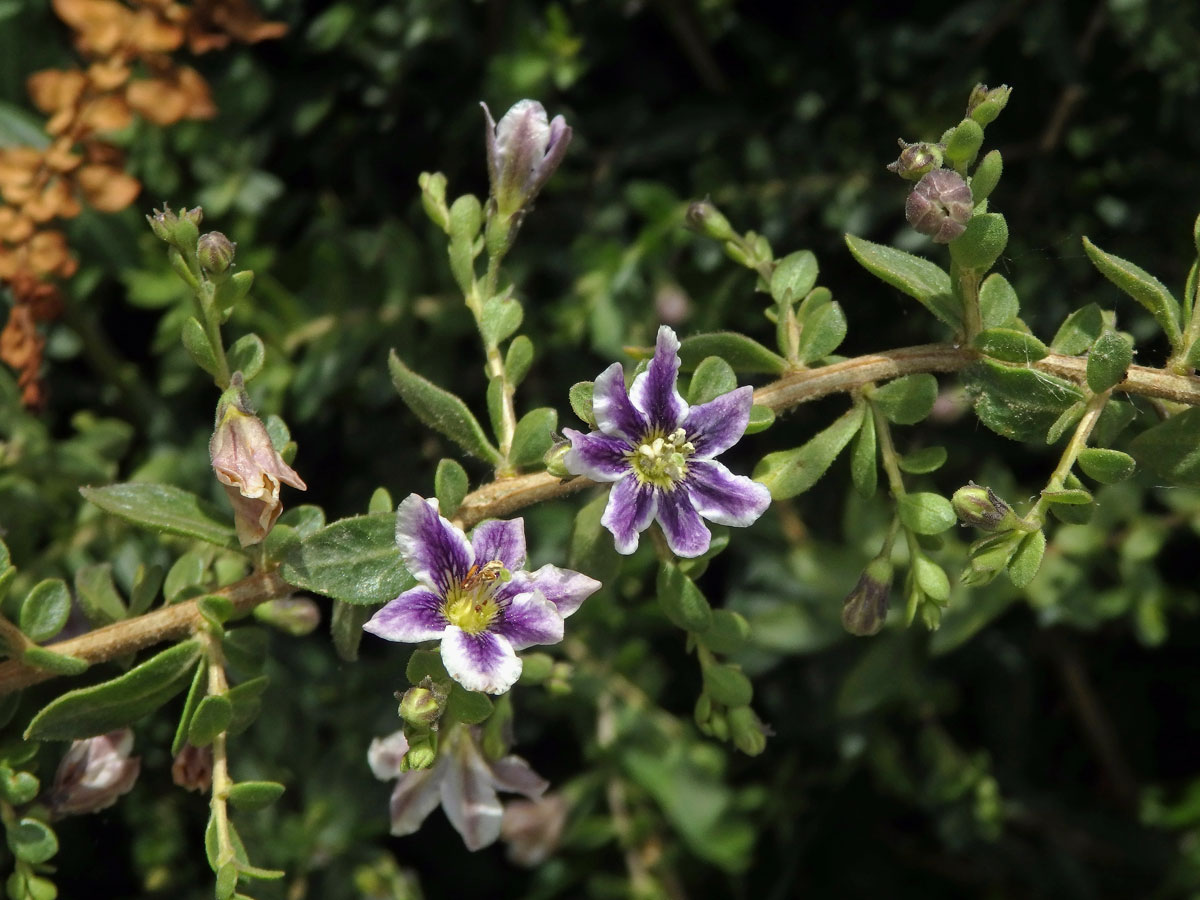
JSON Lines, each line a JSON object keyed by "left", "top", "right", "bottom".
{"left": 368, "top": 726, "right": 549, "bottom": 851}
{"left": 562, "top": 325, "right": 771, "bottom": 558}
{"left": 364, "top": 494, "right": 600, "bottom": 695}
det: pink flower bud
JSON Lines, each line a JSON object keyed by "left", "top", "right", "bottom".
{"left": 905, "top": 169, "right": 973, "bottom": 244}
{"left": 172, "top": 744, "right": 213, "bottom": 793}
{"left": 209, "top": 378, "right": 306, "bottom": 547}
{"left": 482, "top": 100, "right": 572, "bottom": 222}
{"left": 46, "top": 730, "right": 140, "bottom": 817}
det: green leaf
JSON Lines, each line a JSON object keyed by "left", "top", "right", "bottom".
{"left": 698, "top": 610, "right": 751, "bottom": 655}
{"left": 687, "top": 357, "right": 738, "bottom": 405}
{"left": 278, "top": 513, "right": 414, "bottom": 605}
{"left": 797, "top": 301, "right": 847, "bottom": 363}
{"left": 963, "top": 360, "right": 1084, "bottom": 442}
{"left": 973, "top": 328, "right": 1048, "bottom": 364}
{"left": 568, "top": 381, "right": 596, "bottom": 426}
{"left": 20, "top": 579, "right": 71, "bottom": 643}
{"left": 80, "top": 483, "right": 236, "bottom": 548}
{"left": 504, "top": 335, "right": 534, "bottom": 386}
{"left": 22, "top": 646, "right": 88, "bottom": 676}
{"left": 870, "top": 374, "right": 938, "bottom": 425}
{"left": 479, "top": 295, "right": 524, "bottom": 347}
{"left": 970, "top": 149, "right": 1003, "bottom": 204}
{"left": 445, "top": 684, "right": 492, "bottom": 725}
{"left": 898, "top": 446, "right": 947, "bottom": 474}
{"left": 949, "top": 213, "right": 1008, "bottom": 272}
{"left": 1008, "top": 529, "right": 1046, "bottom": 589}
{"left": 1041, "top": 488, "right": 1093, "bottom": 506}
{"left": 188, "top": 694, "right": 233, "bottom": 747}
{"left": 912, "top": 554, "right": 950, "bottom": 603}
{"left": 753, "top": 404, "right": 864, "bottom": 499}
{"left": 173, "top": 658, "right": 208, "bottom": 755}
{"left": 163, "top": 550, "right": 208, "bottom": 603}
{"left": 509, "top": 407, "right": 558, "bottom": 468}
{"left": 769, "top": 250, "right": 818, "bottom": 304}
{"left": 367, "top": 487, "right": 393, "bottom": 516}
{"left": 1051, "top": 303, "right": 1105, "bottom": 355}
{"left": 850, "top": 411, "right": 877, "bottom": 498}
{"left": 745, "top": 405, "right": 775, "bottom": 435}
{"left": 897, "top": 493, "right": 956, "bottom": 535}
{"left": 845, "top": 234, "right": 961, "bottom": 330}
{"left": 181, "top": 316, "right": 220, "bottom": 378}
{"left": 1129, "top": 407, "right": 1200, "bottom": 486}
{"left": 944, "top": 117, "right": 984, "bottom": 167}
{"left": 75, "top": 564, "right": 127, "bottom": 627}
{"left": 569, "top": 491, "right": 622, "bottom": 586}
{"left": 388, "top": 351, "right": 500, "bottom": 463}
{"left": 226, "top": 676, "right": 268, "bottom": 735}
{"left": 702, "top": 663, "right": 753, "bottom": 708}
{"left": 6, "top": 818, "right": 57, "bottom": 864}
{"left": 1082, "top": 236, "right": 1182, "bottom": 349}
{"left": 26, "top": 640, "right": 203, "bottom": 740}
{"left": 1046, "top": 400, "right": 1086, "bottom": 445}
{"left": 677, "top": 332, "right": 787, "bottom": 375}
{"left": 1086, "top": 329, "right": 1133, "bottom": 394}
{"left": 978, "top": 273, "right": 1018, "bottom": 328}
{"left": 0, "top": 771, "right": 39, "bottom": 806}
{"left": 128, "top": 564, "right": 164, "bottom": 619}
{"left": 434, "top": 459, "right": 469, "bottom": 517}
{"left": 227, "top": 781, "right": 285, "bottom": 811}
{"left": 331, "top": 600, "right": 371, "bottom": 662}
{"left": 656, "top": 563, "right": 713, "bottom": 632}
{"left": 447, "top": 194, "right": 482, "bottom": 293}
{"left": 1077, "top": 448, "right": 1136, "bottom": 484}
{"left": 227, "top": 333, "right": 266, "bottom": 382}
{"left": 406, "top": 647, "right": 448, "bottom": 684}
{"left": 197, "top": 594, "right": 233, "bottom": 627}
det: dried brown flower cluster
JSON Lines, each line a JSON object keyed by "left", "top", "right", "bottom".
{"left": 0, "top": 0, "right": 284, "bottom": 408}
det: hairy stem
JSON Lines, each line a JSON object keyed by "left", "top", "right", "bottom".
{"left": 4, "top": 343, "right": 1199, "bottom": 691}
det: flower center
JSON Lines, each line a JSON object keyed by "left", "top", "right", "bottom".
{"left": 629, "top": 428, "right": 695, "bottom": 489}
{"left": 443, "top": 560, "right": 510, "bottom": 635}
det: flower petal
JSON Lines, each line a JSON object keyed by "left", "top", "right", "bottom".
{"left": 490, "top": 755, "right": 550, "bottom": 799}
{"left": 656, "top": 487, "right": 711, "bottom": 558}
{"left": 527, "top": 564, "right": 601, "bottom": 617}
{"left": 471, "top": 518, "right": 527, "bottom": 571}
{"left": 441, "top": 627, "right": 523, "bottom": 695}
{"left": 388, "top": 763, "right": 444, "bottom": 837}
{"left": 395, "top": 494, "right": 473, "bottom": 595}
{"left": 562, "top": 428, "right": 630, "bottom": 482}
{"left": 629, "top": 325, "right": 688, "bottom": 432}
{"left": 601, "top": 473, "right": 658, "bottom": 554}
{"left": 368, "top": 730, "right": 411, "bottom": 781}
{"left": 363, "top": 587, "right": 447, "bottom": 643}
{"left": 686, "top": 459, "right": 772, "bottom": 527}
{"left": 496, "top": 591, "right": 564, "bottom": 651}
{"left": 592, "top": 362, "right": 647, "bottom": 441}
{"left": 441, "top": 734, "right": 504, "bottom": 851}
{"left": 683, "top": 386, "right": 753, "bottom": 458}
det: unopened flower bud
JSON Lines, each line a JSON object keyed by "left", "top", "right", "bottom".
{"left": 367, "top": 730, "right": 410, "bottom": 781}
{"left": 501, "top": 793, "right": 569, "bottom": 867}
{"left": 253, "top": 597, "right": 320, "bottom": 636}
{"left": 46, "top": 730, "right": 140, "bottom": 817}
{"left": 906, "top": 169, "right": 973, "bottom": 243}
{"left": 842, "top": 556, "right": 893, "bottom": 636}
{"left": 728, "top": 706, "right": 769, "bottom": 756}
{"left": 544, "top": 437, "right": 573, "bottom": 480}
{"left": 483, "top": 99, "right": 572, "bottom": 223}
{"left": 171, "top": 743, "right": 212, "bottom": 793}
{"left": 146, "top": 204, "right": 202, "bottom": 250}
{"left": 952, "top": 483, "right": 1019, "bottom": 531}
{"left": 886, "top": 139, "right": 944, "bottom": 181}
{"left": 398, "top": 682, "right": 446, "bottom": 730}
{"left": 197, "top": 231, "right": 236, "bottom": 275}
{"left": 966, "top": 83, "right": 1012, "bottom": 125}
{"left": 404, "top": 736, "right": 438, "bottom": 771}
{"left": 210, "top": 376, "right": 307, "bottom": 547}
{"left": 685, "top": 199, "right": 736, "bottom": 242}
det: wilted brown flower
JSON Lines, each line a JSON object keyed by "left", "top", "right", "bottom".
{"left": 45, "top": 729, "right": 141, "bottom": 818}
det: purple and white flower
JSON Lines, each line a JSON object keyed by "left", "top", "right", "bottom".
{"left": 563, "top": 325, "right": 771, "bottom": 558}
{"left": 369, "top": 726, "right": 549, "bottom": 852}
{"left": 364, "top": 494, "right": 600, "bottom": 695}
